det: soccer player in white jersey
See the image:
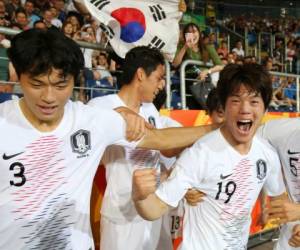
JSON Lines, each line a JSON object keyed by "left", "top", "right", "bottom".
{"left": 0, "top": 29, "right": 218, "bottom": 250}
{"left": 257, "top": 119, "right": 300, "bottom": 249}
{"left": 132, "top": 63, "right": 286, "bottom": 250}
{"left": 89, "top": 46, "right": 185, "bottom": 250}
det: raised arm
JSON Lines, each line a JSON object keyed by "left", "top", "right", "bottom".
{"left": 132, "top": 169, "right": 169, "bottom": 220}
{"left": 137, "top": 124, "right": 218, "bottom": 150}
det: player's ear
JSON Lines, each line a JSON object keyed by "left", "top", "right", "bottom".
{"left": 136, "top": 67, "right": 146, "bottom": 82}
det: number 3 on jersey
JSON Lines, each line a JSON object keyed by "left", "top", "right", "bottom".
{"left": 9, "top": 162, "right": 26, "bottom": 187}
{"left": 215, "top": 181, "right": 237, "bottom": 203}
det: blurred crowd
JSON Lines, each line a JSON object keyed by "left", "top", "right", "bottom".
{"left": 0, "top": 0, "right": 297, "bottom": 111}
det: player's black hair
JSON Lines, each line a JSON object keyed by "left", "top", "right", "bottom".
{"left": 216, "top": 63, "right": 272, "bottom": 110}
{"left": 120, "top": 46, "right": 165, "bottom": 85}
{"left": 206, "top": 88, "right": 222, "bottom": 115}
{"left": 8, "top": 28, "right": 84, "bottom": 80}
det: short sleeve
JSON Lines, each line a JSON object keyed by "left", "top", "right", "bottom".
{"left": 94, "top": 108, "right": 127, "bottom": 146}
{"left": 263, "top": 152, "right": 286, "bottom": 196}
{"left": 257, "top": 119, "right": 294, "bottom": 148}
{"left": 155, "top": 142, "right": 206, "bottom": 207}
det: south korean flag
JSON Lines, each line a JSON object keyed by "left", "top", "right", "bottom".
{"left": 84, "top": 0, "right": 182, "bottom": 61}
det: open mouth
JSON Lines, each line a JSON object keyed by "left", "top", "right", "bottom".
{"left": 38, "top": 105, "right": 57, "bottom": 115}
{"left": 237, "top": 119, "right": 253, "bottom": 132}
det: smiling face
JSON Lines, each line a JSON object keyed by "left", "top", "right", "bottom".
{"left": 221, "top": 84, "right": 265, "bottom": 153}
{"left": 184, "top": 24, "right": 200, "bottom": 45}
{"left": 19, "top": 68, "right": 74, "bottom": 131}
{"left": 139, "top": 64, "right": 165, "bottom": 103}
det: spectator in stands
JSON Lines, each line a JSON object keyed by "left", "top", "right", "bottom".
{"left": 271, "top": 79, "right": 296, "bottom": 110}
{"left": 93, "top": 52, "right": 114, "bottom": 87}
{"left": 49, "top": 6, "right": 63, "bottom": 28}
{"left": 286, "top": 40, "right": 296, "bottom": 62}
{"left": 217, "top": 40, "right": 228, "bottom": 58}
{"left": 66, "top": 11, "right": 83, "bottom": 34}
{"left": 24, "top": 0, "right": 40, "bottom": 28}
{"left": 227, "top": 52, "right": 235, "bottom": 64}
{"left": 172, "top": 22, "right": 224, "bottom": 109}
{"left": 243, "top": 56, "right": 253, "bottom": 64}
{"left": 33, "top": 0, "right": 51, "bottom": 13}
{"left": 33, "top": 19, "right": 47, "bottom": 30}
{"left": 205, "top": 16, "right": 219, "bottom": 37}
{"left": 232, "top": 40, "right": 245, "bottom": 58}
{"left": 265, "top": 57, "right": 275, "bottom": 71}
{"left": 90, "top": 18, "right": 103, "bottom": 44}
{"left": 52, "top": 0, "right": 67, "bottom": 23}
{"left": 5, "top": 0, "right": 21, "bottom": 20}
{"left": 0, "top": 9, "right": 10, "bottom": 27}
{"left": 0, "top": 0, "right": 9, "bottom": 26}
{"left": 14, "top": 8, "right": 30, "bottom": 30}
{"left": 208, "top": 32, "right": 218, "bottom": 48}
{"left": 0, "top": 32, "right": 18, "bottom": 94}
{"left": 42, "top": 8, "right": 60, "bottom": 29}
{"left": 62, "top": 21, "right": 74, "bottom": 38}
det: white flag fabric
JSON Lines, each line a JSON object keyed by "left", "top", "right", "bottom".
{"left": 83, "top": 0, "right": 182, "bottom": 61}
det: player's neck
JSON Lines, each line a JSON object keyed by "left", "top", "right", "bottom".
{"left": 220, "top": 126, "right": 252, "bottom": 155}
{"left": 19, "top": 99, "right": 63, "bottom": 132}
{"left": 118, "top": 86, "right": 141, "bottom": 113}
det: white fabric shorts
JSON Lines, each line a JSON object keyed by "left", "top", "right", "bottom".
{"left": 100, "top": 216, "right": 171, "bottom": 250}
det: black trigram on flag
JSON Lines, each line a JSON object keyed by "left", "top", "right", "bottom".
{"left": 148, "top": 36, "right": 165, "bottom": 50}
{"left": 90, "top": 0, "right": 110, "bottom": 11}
{"left": 149, "top": 5, "right": 166, "bottom": 22}
{"left": 99, "top": 23, "right": 114, "bottom": 39}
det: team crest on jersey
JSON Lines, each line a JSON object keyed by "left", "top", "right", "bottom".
{"left": 256, "top": 159, "right": 267, "bottom": 180}
{"left": 71, "top": 130, "right": 91, "bottom": 155}
{"left": 148, "top": 116, "right": 156, "bottom": 128}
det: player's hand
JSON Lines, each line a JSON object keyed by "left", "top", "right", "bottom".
{"left": 268, "top": 198, "right": 300, "bottom": 224}
{"left": 289, "top": 224, "right": 300, "bottom": 247}
{"left": 115, "top": 106, "right": 153, "bottom": 141}
{"left": 199, "top": 70, "right": 209, "bottom": 81}
{"left": 132, "top": 169, "right": 157, "bottom": 201}
{"left": 185, "top": 188, "right": 205, "bottom": 206}
{"left": 260, "top": 202, "right": 269, "bottom": 228}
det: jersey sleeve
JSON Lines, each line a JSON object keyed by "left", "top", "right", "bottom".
{"left": 94, "top": 107, "right": 128, "bottom": 145}
{"left": 257, "top": 118, "right": 292, "bottom": 147}
{"left": 155, "top": 142, "right": 206, "bottom": 207}
{"left": 263, "top": 152, "right": 286, "bottom": 196}
{"left": 90, "top": 104, "right": 140, "bottom": 148}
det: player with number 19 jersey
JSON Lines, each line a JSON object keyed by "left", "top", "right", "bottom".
{"left": 0, "top": 99, "right": 132, "bottom": 250}
{"left": 156, "top": 129, "right": 285, "bottom": 250}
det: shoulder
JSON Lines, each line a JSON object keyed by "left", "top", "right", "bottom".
{"left": 88, "top": 94, "right": 118, "bottom": 109}
{"left": 192, "top": 129, "right": 221, "bottom": 150}
{"left": 0, "top": 100, "right": 16, "bottom": 123}
{"left": 254, "top": 135, "right": 276, "bottom": 151}
{"left": 260, "top": 118, "right": 300, "bottom": 137}
{"left": 141, "top": 102, "right": 159, "bottom": 115}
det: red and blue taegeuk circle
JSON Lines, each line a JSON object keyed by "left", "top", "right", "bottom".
{"left": 111, "top": 8, "right": 146, "bottom": 43}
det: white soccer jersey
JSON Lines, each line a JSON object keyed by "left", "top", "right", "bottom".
{"left": 89, "top": 94, "right": 174, "bottom": 250}
{"left": 156, "top": 129, "right": 285, "bottom": 250}
{"left": 258, "top": 118, "right": 300, "bottom": 250}
{"left": 0, "top": 99, "right": 130, "bottom": 250}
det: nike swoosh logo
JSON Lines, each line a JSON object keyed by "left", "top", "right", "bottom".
{"left": 2, "top": 152, "right": 24, "bottom": 160}
{"left": 287, "top": 150, "right": 300, "bottom": 155}
{"left": 220, "top": 173, "right": 232, "bottom": 180}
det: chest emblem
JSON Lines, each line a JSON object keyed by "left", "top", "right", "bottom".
{"left": 256, "top": 159, "right": 267, "bottom": 180}
{"left": 71, "top": 130, "right": 91, "bottom": 154}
